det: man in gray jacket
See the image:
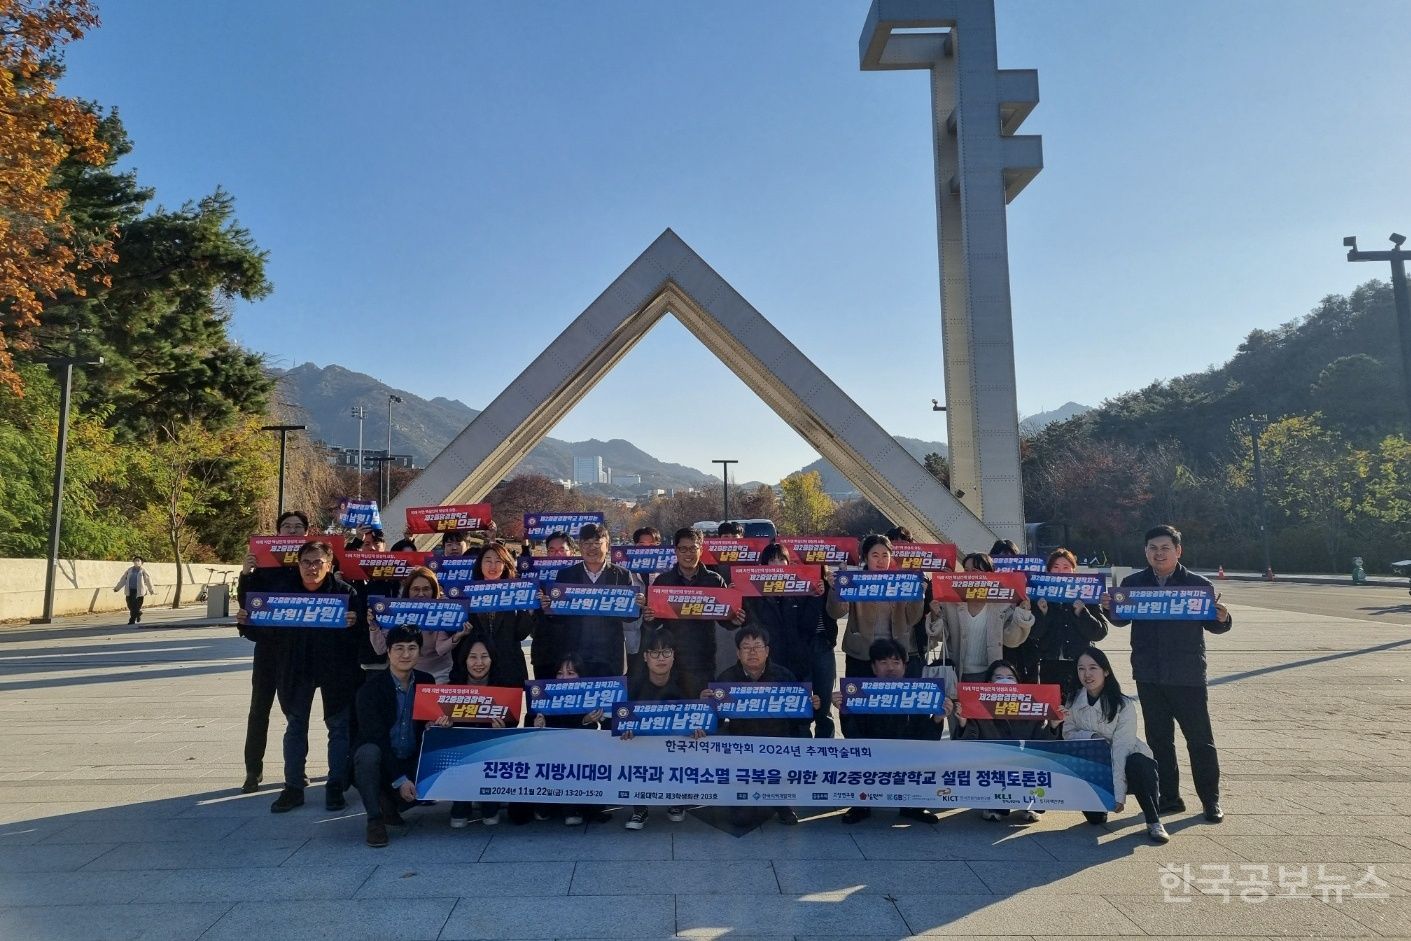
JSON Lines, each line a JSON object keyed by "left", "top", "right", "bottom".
{"left": 113, "top": 557, "right": 154, "bottom": 624}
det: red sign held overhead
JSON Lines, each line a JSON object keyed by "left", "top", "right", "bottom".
{"left": 332, "top": 545, "right": 430, "bottom": 581}
{"left": 776, "top": 536, "right": 859, "bottom": 566}
{"left": 699, "top": 537, "right": 773, "bottom": 566}
{"left": 930, "top": 571, "right": 1028, "bottom": 604}
{"left": 647, "top": 585, "right": 743, "bottom": 620}
{"left": 889, "top": 542, "right": 958, "bottom": 572}
{"left": 248, "top": 536, "right": 310, "bottom": 569}
{"left": 405, "top": 503, "right": 493, "bottom": 533}
{"left": 731, "top": 564, "right": 823, "bottom": 598}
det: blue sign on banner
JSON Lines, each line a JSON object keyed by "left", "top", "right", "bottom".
{"left": 448, "top": 579, "right": 541, "bottom": 611}
{"left": 1026, "top": 573, "right": 1106, "bottom": 603}
{"left": 611, "top": 701, "right": 718, "bottom": 736}
{"left": 839, "top": 678, "right": 947, "bottom": 715}
{"left": 245, "top": 593, "right": 348, "bottom": 629}
{"left": 547, "top": 584, "right": 640, "bottom": 618}
{"left": 338, "top": 499, "right": 382, "bottom": 530}
{"left": 524, "top": 513, "right": 604, "bottom": 540}
{"left": 368, "top": 596, "right": 468, "bottom": 632}
{"left": 832, "top": 570, "right": 926, "bottom": 602}
{"left": 705, "top": 682, "right": 813, "bottom": 719}
{"left": 526, "top": 677, "right": 629, "bottom": 715}
{"left": 611, "top": 545, "right": 677, "bottom": 573}
{"left": 428, "top": 556, "right": 478, "bottom": 587}
{"left": 1111, "top": 585, "right": 1217, "bottom": 621}
{"left": 521, "top": 557, "right": 580, "bottom": 583}
{"left": 992, "top": 555, "right": 1047, "bottom": 574}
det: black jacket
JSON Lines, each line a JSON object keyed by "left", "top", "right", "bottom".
{"left": 840, "top": 708, "right": 944, "bottom": 742}
{"left": 742, "top": 593, "right": 835, "bottom": 685}
{"left": 538, "top": 562, "right": 639, "bottom": 677}
{"left": 1108, "top": 564, "right": 1231, "bottom": 686}
{"left": 714, "top": 661, "right": 809, "bottom": 738}
{"left": 652, "top": 565, "right": 733, "bottom": 679}
{"left": 465, "top": 609, "right": 533, "bottom": 689}
{"left": 1017, "top": 599, "right": 1110, "bottom": 678}
{"left": 355, "top": 667, "right": 434, "bottom": 781}
{"left": 959, "top": 715, "right": 1059, "bottom": 742}
{"left": 246, "top": 570, "right": 361, "bottom": 706}
{"left": 629, "top": 669, "right": 701, "bottom": 702}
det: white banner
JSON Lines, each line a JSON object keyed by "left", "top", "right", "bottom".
{"left": 416, "top": 727, "right": 1116, "bottom": 811}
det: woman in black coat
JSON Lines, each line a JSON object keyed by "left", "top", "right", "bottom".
{"left": 1020, "top": 548, "right": 1109, "bottom": 694}
{"left": 449, "top": 542, "right": 534, "bottom": 689}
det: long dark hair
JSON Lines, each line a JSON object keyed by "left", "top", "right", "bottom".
{"left": 1071, "top": 645, "right": 1125, "bottom": 723}
{"left": 450, "top": 629, "right": 503, "bottom": 685}
{"left": 984, "top": 659, "right": 1020, "bottom": 682}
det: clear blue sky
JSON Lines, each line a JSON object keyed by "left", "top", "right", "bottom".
{"left": 62, "top": 1, "right": 1411, "bottom": 484}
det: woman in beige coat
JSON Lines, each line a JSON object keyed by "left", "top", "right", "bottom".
{"left": 828, "top": 535, "right": 926, "bottom": 677}
{"left": 926, "top": 552, "right": 1034, "bottom": 681}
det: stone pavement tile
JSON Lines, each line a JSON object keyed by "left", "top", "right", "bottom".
{"left": 0, "top": 842, "right": 118, "bottom": 872}
{"left": 571, "top": 859, "right": 777, "bottom": 895}
{"left": 355, "top": 861, "right": 574, "bottom": 898}
{"left": 1206, "top": 835, "right": 1411, "bottom": 863}
{"left": 81, "top": 839, "right": 302, "bottom": 871}
{"left": 281, "top": 829, "right": 489, "bottom": 867}
{"left": 851, "top": 827, "right": 1043, "bottom": 861}
{"left": 0, "top": 818, "right": 77, "bottom": 845}
{"left": 1184, "top": 862, "right": 1409, "bottom": 898}
{"left": 1026, "top": 829, "right": 1251, "bottom": 864}
{"left": 773, "top": 858, "right": 988, "bottom": 896}
{"left": 136, "top": 864, "right": 377, "bottom": 903}
{"left": 671, "top": 827, "right": 863, "bottom": 861}
{"left": 676, "top": 893, "right": 910, "bottom": 937}
{"left": 966, "top": 858, "right": 1191, "bottom": 897}
{"left": 1107, "top": 894, "right": 1374, "bottom": 936}
{"left": 895, "top": 892, "right": 1142, "bottom": 935}
{"left": 1323, "top": 896, "right": 1411, "bottom": 936}
{"left": 199, "top": 897, "right": 457, "bottom": 941}
{"left": 0, "top": 869, "right": 153, "bottom": 906}
{"left": 440, "top": 893, "right": 674, "bottom": 939}
{"left": 174, "top": 793, "right": 298, "bottom": 817}
{"left": 1264, "top": 816, "right": 1411, "bottom": 837}
{"left": 0, "top": 901, "right": 232, "bottom": 941}
{"left": 480, "top": 827, "right": 672, "bottom": 862}
{"left": 39, "top": 816, "right": 246, "bottom": 844}
{"left": 225, "top": 811, "right": 376, "bottom": 842}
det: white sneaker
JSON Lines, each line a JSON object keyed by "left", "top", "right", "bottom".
{"left": 1019, "top": 809, "right": 1041, "bottom": 823}
{"left": 1148, "top": 821, "right": 1170, "bottom": 844}
{"left": 981, "top": 810, "right": 1003, "bottom": 822}
{"left": 667, "top": 807, "right": 686, "bottom": 822}
{"left": 533, "top": 808, "right": 550, "bottom": 822}
{"left": 449, "top": 816, "right": 470, "bottom": 829}
{"left": 482, "top": 810, "right": 501, "bottom": 827}
{"left": 624, "top": 811, "right": 647, "bottom": 830}
{"left": 564, "top": 813, "right": 584, "bottom": 826}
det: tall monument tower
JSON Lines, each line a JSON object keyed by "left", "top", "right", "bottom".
{"left": 860, "top": 0, "right": 1041, "bottom": 545}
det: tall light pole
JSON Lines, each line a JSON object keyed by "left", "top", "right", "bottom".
{"left": 1245, "top": 415, "right": 1274, "bottom": 581}
{"left": 385, "top": 394, "right": 402, "bottom": 507}
{"left": 351, "top": 404, "right": 367, "bottom": 499}
{"left": 260, "top": 424, "right": 306, "bottom": 519}
{"left": 33, "top": 355, "right": 103, "bottom": 624}
{"left": 1344, "top": 234, "right": 1411, "bottom": 423}
{"left": 713, "top": 459, "right": 737, "bottom": 525}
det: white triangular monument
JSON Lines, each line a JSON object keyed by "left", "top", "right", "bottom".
{"left": 387, "top": 229, "right": 999, "bottom": 547}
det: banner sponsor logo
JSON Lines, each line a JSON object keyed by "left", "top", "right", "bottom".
{"left": 526, "top": 677, "right": 628, "bottom": 715}
{"left": 777, "top": 536, "right": 859, "bottom": 566}
{"left": 337, "top": 499, "right": 382, "bottom": 529}
{"left": 647, "top": 585, "right": 742, "bottom": 620}
{"left": 957, "top": 682, "right": 1064, "bottom": 721}
{"left": 334, "top": 548, "right": 428, "bottom": 581}
{"left": 930, "top": 571, "right": 1028, "bottom": 603}
{"left": 368, "top": 597, "right": 468, "bottom": 632}
{"left": 839, "top": 678, "right": 947, "bottom": 714}
{"left": 889, "top": 542, "right": 958, "bottom": 572}
{"left": 1026, "top": 572, "right": 1105, "bottom": 603}
{"left": 833, "top": 570, "right": 926, "bottom": 602}
{"left": 1111, "top": 585, "right": 1216, "bottom": 620}
{"left": 610, "top": 546, "right": 677, "bottom": 573}
{"left": 447, "top": 579, "right": 541, "bottom": 611}
{"left": 731, "top": 564, "right": 822, "bottom": 598}
{"left": 248, "top": 536, "right": 309, "bottom": 568}
{"left": 547, "top": 584, "right": 640, "bottom": 617}
{"left": 414, "top": 685, "right": 522, "bottom": 725}
{"left": 405, "top": 503, "right": 493, "bottom": 533}
{"left": 521, "top": 557, "right": 581, "bottom": 582}
{"left": 699, "top": 537, "right": 772, "bottom": 566}
{"left": 416, "top": 727, "right": 1116, "bottom": 811}
{"left": 992, "top": 555, "right": 1047, "bottom": 574}
{"left": 705, "top": 682, "right": 813, "bottom": 719}
{"left": 611, "top": 701, "right": 718, "bottom": 737}
{"left": 524, "top": 513, "right": 603, "bottom": 539}
{"left": 245, "top": 593, "right": 348, "bottom": 628}
{"left": 427, "top": 556, "right": 478, "bottom": 587}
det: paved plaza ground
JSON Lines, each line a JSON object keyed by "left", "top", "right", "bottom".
{"left": 1, "top": 580, "right": 1410, "bottom": 939}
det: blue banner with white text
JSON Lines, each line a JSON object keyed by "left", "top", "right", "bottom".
{"left": 526, "top": 677, "right": 629, "bottom": 716}
{"left": 525, "top": 513, "right": 604, "bottom": 540}
{"left": 1111, "top": 585, "right": 1216, "bottom": 620}
{"left": 833, "top": 570, "right": 926, "bottom": 602}
{"left": 245, "top": 593, "right": 348, "bottom": 629}
{"left": 447, "top": 579, "right": 541, "bottom": 611}
{"left": 706, "top": 682, "right": 812, "bottom": 719}
{"left": 1026, "top": 572, "right": 1106, "bottom": 604}
{"left": 839, "top": 678, "right": 947, "bottom": 714}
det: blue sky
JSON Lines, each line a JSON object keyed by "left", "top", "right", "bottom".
{"left": 62, "top": 1, "right": 1411, "bottom": 483}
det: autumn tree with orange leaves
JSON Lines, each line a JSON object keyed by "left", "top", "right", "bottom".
{"left": 0, "top": 0, "right": 111, "bottom": 393}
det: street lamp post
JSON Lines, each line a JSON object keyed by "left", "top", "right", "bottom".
{"left": 712, "top": 459, "right": 738, "bottom": 526}
{"left": 368, "top": 453, "right": 395, "bottom": 510}
{"left": 1344, "top": 234, "right": 1411, "bottom": 423}
{"left": 386, "top": 394, "right": 402, "bottom": 507}
{"left": 260, "top": 424, "right": 306, "bottom": 519}
{"left": 1245, "top": 415, "right": 1275, "bottom": 581}
{"left": 351, "top": 405, "right": 367, "bottom": 499}
{"left": 33, "top": 355, "right": 103, "bottom": 624}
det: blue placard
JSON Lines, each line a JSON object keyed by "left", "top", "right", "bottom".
{"left": 245, "top": 593, "right": 348, "bottom": 629}
{"left": 447, "top": 579, "right": 541, "bottom": 611}
{"left": 611, "top": 545, "right": 676, "bottom": 573}
{"left": 992, "top": 555, "right": 1047, "bottom": 574}
{"left": 338, "top": 499, "right": 382, "bottom": 529}
{"left": 832, "top": 570, "right": 925, "bottom": 602}
{"left": 546, "top": 584, "right": 640, "bottom": 618}
{"left": 367, "top": 596, "right": 468, "bottom": 632}
{"left": 428, "top": 556, "right": 478, "bottom": 586}
{"left": 705, "top": 682, "right": 813, "bottom": 719}
{"left": 611, "top": 700, "right": 718, "bottom": 736}
{"left": 1026, "top": 573, "right": 1106, "bottom": 603}
{"left": 526, "top": 677, "right": 629, "bottom": 715}
{"left": 839, "top": 678, "right": 947, "bottom": 715}
{"left": 521, "top": 557, "right": 580, "bottom": 583}
{"left": 525, "top": 513, "right": 604, "bottom": 540}
{"left": 1111, "top": 585, "right": 1216, "bottom": 620}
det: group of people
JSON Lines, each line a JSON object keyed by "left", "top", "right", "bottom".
{"left": 235, "top": 515, "right": 1231, "bottom": 849}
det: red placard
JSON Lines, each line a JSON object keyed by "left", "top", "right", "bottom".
{"left": 699, "top": 537, "right": 773, "bottom": 566}
{"left": 647, "top": 585, "right": 743, "bottom": 620}
{"left": 731, "top": 564, "right": 823, "bottom": 598}
{"left": 889, "top": 542, "right": 958, "bottom": 572}
{"left": 957, "top": 682, "right": 1063, "bottom": 721}
{"left": 413, "top": 685, "right": 522, "bottom": 725}
{"left": 929, "top": 571, "right": 1028, "bottom": 603}
{"left": 333, "top": 546, "right": 430, "bottom": 581}
{"left": 248, "top": 536, "right": 310, "bottom": 568}
{"left": 777, "top": 536, "right": 859, "bottom": 566}
{"left": 405, "top": 503, "right": 493, "bottom": 533}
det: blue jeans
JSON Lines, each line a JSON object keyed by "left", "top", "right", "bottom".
{"left": 810, "top": 634, "right": 837, "bottom": 738}
{"left": 278, "top": 682, "right": 351, "bottom": 789}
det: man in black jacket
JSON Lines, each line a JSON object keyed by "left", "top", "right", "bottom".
{"left": 1102, "top": 524, "right": 1231, "bottom": 823}
{"left": 354, "top": 625, "right": 437, "bottom": 847}
{"left": 646, "top": 527, "right": 747, "bottom": 682}
{"left": 537, "top": 523, "right": 643, "bottom": 677}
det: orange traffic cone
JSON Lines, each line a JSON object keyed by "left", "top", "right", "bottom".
{"left": 1217, "top": 565, "right": 1225, "bottom": 579}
